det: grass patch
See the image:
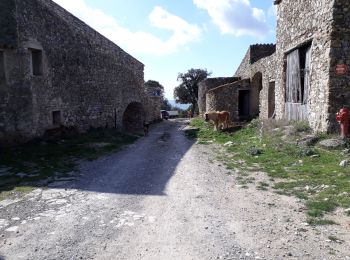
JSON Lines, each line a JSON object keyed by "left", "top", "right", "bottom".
{"left": 0, "top": 129, "right": 138, "bottom": 197}
{"left": 328, "top": 235, "right": 339, "bottom": 242}
{"left": 257, "top": 181, "right": 269, "bottom": 191}
{"left": 190, "top": 118, "right": 350, "bottom": 220}
{"left": 307, "top": 218, "right": 338, "bottom": 226}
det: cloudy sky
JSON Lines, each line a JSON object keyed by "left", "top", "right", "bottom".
{"left": 53, "top": 0, "right": 277, "bottom": 99}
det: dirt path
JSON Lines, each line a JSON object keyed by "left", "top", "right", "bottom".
{"left": 0, "top": 119, "right": 349, "bottom": 260}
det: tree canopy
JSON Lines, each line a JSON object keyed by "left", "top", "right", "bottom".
{"left": 173, "top": 68, "right": 211, "bottom": 116}
{"left": 144, "top": 80, "right": 164, "bottom": 98}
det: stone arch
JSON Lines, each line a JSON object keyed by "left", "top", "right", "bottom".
{"left": 251, "top": 72, "right": 263, "bottom": 117}
{"left": 122, "top": 102, "right": 146, "bottom": 132}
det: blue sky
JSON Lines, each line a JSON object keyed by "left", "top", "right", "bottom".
{"left": 53, "top": 0, "right": 277, "bottom": 99}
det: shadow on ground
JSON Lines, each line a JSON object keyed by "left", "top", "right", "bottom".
{"left": 0, "top": 120, "right": 194, "bottom": 197}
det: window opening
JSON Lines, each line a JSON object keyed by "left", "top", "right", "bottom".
{"left": 52, "top": 111, "right": 61, "bottom": 126}
{"left": 30, "top": 48, "right": 43, "bottom": 76}
{"left": 285, "top": 43, "right": 311, "bottom": 104}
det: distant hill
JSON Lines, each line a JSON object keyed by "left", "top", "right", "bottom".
{"left": 168, "top": 100, "right": 191, "bottom": 110}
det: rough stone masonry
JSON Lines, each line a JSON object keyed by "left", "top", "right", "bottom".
{"left": 199, "top": 0, "right": 350, "bottom": 133}
{"left": 0, "top": 0, "right": 161, "bottom": 145}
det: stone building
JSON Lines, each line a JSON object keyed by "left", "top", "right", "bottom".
{"left": 0, "top": 0, "right": 161, "bottom": 144}
{"left": 199, "top": 0, "right": 350, "bottom": 133}
{"left": 198, "top": 44, "right": 276, "bottom": 122}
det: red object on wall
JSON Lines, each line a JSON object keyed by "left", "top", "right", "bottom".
{"left": 335, "top": 64, "right": 348, "bottom": 76}
{"left": 336, "top": 107, "right": 349, "bottom": 139}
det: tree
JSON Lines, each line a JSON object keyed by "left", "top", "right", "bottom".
{"left": 161, "top": 98, "right": 172, "bottom": 111}
{"left": 144, "top": 80, "right": 164, "bottom": 98}
{"left": 173, "top": 68, "right": 211, "bottom": 117}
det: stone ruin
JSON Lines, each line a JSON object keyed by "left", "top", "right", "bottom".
{"left": 199, "top": 0, "right": 350, "bottom": 133}
{"left": 0, "top": 0, "right": 161, "bottom": 145}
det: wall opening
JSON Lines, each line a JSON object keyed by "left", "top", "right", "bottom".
{"left": 122, "top": 102, "right": 145, "bottom": 132}
{"left": 0, "top": 51, "right": 5, "bottom": 83}
{"left": 52, "top": 111, "right": 62, "bottom": 126}
{"left": 268, "top": 81, "right": 276, "bottom": 118}
{"left": 285, "top": 42, "right": 311, "bottom": 120}
{"left": 239, "top": 90, "right": 250, "bottom": 119}
{"left": 29, "top": 48, "right": 43, "bottom": 76}
{"left": 251, "top": 72, "right": 262, "bottom": 117}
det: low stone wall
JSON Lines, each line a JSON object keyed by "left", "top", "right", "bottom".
{"left": 198, "top": 77, "right": 239, "bottom": 115}
{"left": 206, "top": 79, "right": 250, "bottom": 121}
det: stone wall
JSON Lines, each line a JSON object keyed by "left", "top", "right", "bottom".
{"left": 234, "top": 45, "right": 277, "bottom": 120}
{"left": 0, "top": 0, "right": 17, "bottom": 48}
{"left": 198, "top": 77, "right": 239, "bottom": 115}
{"left": 0, "top": 0, "right": 159, "bottom": 144}
{"left": 249, "top": 54, "right": 277, "bottom": 119}
{"left": 274, "top": 0, "right": 333, "bottom": 132}
{"left": 235, "top": 44, "right": 276, "bottom": 79}
{"left": 234, "top": 50, "right": 251, "bottom": 80}
{"left": 250, "top": 44, "right": 276, "bottom": 64}
{"left": 328, "top": 0, "right": 350, "bottom": 131}
{"left": 206, "top": 79, "right": 250, "bottom": 121}
{"left": 204, "top": 1, "right": 350, "bottom": 133}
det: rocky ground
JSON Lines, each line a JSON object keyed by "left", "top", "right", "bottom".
{"left": 0, "top": 119, "right": 349, "bottom": 260}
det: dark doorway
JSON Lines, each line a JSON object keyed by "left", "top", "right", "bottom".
{"left": 0, "top": 51, "right": 5, "bottom": 83}
{"left": 122, "top": 102, "right": 145, "bottom": 133}
{"left": 52, "top": 110, "right": 62, "bottom": 126}
{"left": 251, "top": 72, "right": 262, "bottom": 117}
{"left": 239, "top": 90, "right": 250, "bottom": 118}
{"left": 268, "top": 82, "right": 275, "bottom": 118}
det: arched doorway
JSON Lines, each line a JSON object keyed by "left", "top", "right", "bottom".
{"left": 122, "top": 102, "right": 145, "bottom": 133}
{"left": 251, "top": 72, "right": 263, "bottom": 118}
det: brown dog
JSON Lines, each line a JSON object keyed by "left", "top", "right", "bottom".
{"left": 143, "top": 121, "right": 150, "bottom": 136}
{"left": 204, "top": 111, "right": 230, "bottom": 131}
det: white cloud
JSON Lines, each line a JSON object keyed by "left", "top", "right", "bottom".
{"left": 52, "top": 0, "right": 201, "bottom": 56}
{"left": 193, "top": 0, "right": 269, "bottom": 37}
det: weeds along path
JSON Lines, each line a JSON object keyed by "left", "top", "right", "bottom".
{"left": 0, "top": 119, "right": 349, "bottom": 259}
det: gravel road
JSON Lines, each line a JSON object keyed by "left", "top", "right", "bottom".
{"left": 0, "top": 119, "right": 349, "bottom": 260}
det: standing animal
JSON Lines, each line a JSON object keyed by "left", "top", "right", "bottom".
{"left": 204, "top": 111, "right": 230, "bottom": 130}
{"left": 143, "top": 121, "right": 150, "bottom": 136}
